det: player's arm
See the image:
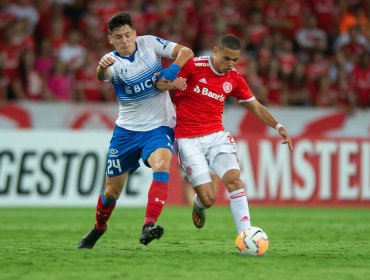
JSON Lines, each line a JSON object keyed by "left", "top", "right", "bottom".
{"left": 156, "top": 45, "right": 193, "bottom": 91}
{"left": 96, "top": 55, "right": 115, "bottom": 81}
{"left": 159, "top": 45, "right": 194, "bottom": 81}
{"left": 171, "top": 45, "right": 194, "bottom": 69}
{"left": 241, "top": 99, "right": 294, "bottom": 151}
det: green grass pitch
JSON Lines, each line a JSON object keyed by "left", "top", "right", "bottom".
{"left": 1, "top": 206, "right": 369, "bottom": 280}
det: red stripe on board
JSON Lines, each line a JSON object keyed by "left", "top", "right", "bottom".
{"left": 300, "top": 112, "right": 346, "bottom": 137}
{"left": 0, "top": 103, "right": 31, "bottom": 128}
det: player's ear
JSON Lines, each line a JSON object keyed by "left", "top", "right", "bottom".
{"left": 213, "top": 46, "right": 218, "bottom": 57}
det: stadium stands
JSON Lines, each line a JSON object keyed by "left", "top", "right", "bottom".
{"left": 0, "top": 0, "right": 369, "bottom": 109}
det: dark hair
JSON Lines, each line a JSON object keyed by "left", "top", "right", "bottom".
{"left": 108, "top": 11, "right": 133, "bottom": 33}
{"left": 217, "top": 34, "right": 241, "bottom": 50}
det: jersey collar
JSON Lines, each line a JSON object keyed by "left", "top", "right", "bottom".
{"left": 114, "top": 43, "right": 138, "bottom": 63}
{"left": 208, "top": 55, "right": 224, "bottom": 76}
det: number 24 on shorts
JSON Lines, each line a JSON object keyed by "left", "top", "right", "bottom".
{"left": 107, "top": 159, "right": 122, "bottom": 174}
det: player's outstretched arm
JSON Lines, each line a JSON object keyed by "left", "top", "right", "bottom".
{"left": 241, "top": 99, "right": 294, "bottom": 151}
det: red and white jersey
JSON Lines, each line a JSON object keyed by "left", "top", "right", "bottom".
{"left": 173, "top": 56, "right": 255, "bottom": 138}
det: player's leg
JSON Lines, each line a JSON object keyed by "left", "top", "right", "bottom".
{"left": 139, "top": 126, "right": 174, "bottom": 245}
{"left": 210, "top": 172, "right": 220, "bottom": 197}
{"left": 176, "top": 137, "right": 215, "bottom": 228}
{"left": 78, "top": 173, "right": 128, "bottom": 249}
{"left": 212, "top": 153, "right": 251, "bottom": 234}
{"left": 78, "top": 125, "right": 140, "bottom": 249}
{"left": 182, "top": 172, "right": 195, "bottom": 205}
{"left": 145, "top": 147, "right": 172, "bottom": 225}
{"left": 95, "top": 173, "right": 128, "bottom": 231}
{"left": 192, "top": 181, "right": 216, "bottom": 228}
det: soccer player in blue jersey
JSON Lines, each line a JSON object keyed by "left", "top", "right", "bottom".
{"left": 77, "top": 11, "right": 193, "bottom": 249}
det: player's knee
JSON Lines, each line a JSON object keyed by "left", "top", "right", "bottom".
{"left": 225, "top": 177, "right": 244, "bottom": 192}
{"left": 104, "top": 186, "right": 120, "bottom": 200}
{"left": 153, "top": 160, "right": 171, "bottom": 172}
{"left": 200, "top": 195, "right": 216, "bottom": 208}
{"left": 150, "top": 156, "right": 172, "bottom": 172}
{"left": 149, "top": 149, "right": 173, "bottom": 172}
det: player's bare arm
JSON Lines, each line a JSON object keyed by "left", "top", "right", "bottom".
{"left": 171, "top": 45, "right": 194, "bottom": 68}
{"left": 96, "top": 56, "right": 115, "bottom": 80}
{"left": 241, "top": 99, "right": 294, "bottom": 151}
{"left": 158, "top": 45, "right": 194, "bottom": 81}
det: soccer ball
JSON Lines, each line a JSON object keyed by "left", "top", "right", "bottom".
{"left": 235, "top": 226, "right": 269, "bottom": 256}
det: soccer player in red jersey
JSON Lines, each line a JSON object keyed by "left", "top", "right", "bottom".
{"left": 157, "top": 34, "right": 293, "bottom": 235}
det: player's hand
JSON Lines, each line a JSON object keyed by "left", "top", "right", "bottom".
{"left": 156, "top": 77, "right": 187, "bottom": 91}
{"left": 99, "top": 56, "right": 115, "bottom": 69}
{"left": 157, "top": 64, "right": 180, "bottom": 81}
{"left": 172, "top": 77, "right": 187, "bottom": 91}
{"left": 278, "top": 127, "right": 294, "bottom": 151}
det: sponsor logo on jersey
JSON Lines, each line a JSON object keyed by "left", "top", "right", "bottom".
{"left": 194, "top": 85, "right": 201, "bottom": 93}
{"left": 198, "top": 78, "right": 207, "bottom": 84}
{"left": 223, "top": 82, "right": 232, "bottom": 93}
{"left": 193, "top": 85, "right": 225, "bottom": 102}
{"left": 131, "top": 76, "right": 157, "bottom": 93}
{"left": 195, "top": 62, "right": 209, "bottom": 67}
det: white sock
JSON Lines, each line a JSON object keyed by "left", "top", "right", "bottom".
{"left": 194, "top": 194, "right": 205, "bottom": 209}
{"left": 229, "top": 188, "right": 251, "bottom": 233}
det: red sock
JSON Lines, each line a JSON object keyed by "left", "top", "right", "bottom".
{"left": 95, "top": 194, "right": 116, "bottom": 232}
{"left": 144, "top": 180, "right": 168, "bottom": 225}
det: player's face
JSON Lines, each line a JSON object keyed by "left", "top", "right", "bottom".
{"left": 212, "top": 47, "right": 241, "bottom": 74}
{"left": 108, "top": 25, "right": 137, "bottom": 57}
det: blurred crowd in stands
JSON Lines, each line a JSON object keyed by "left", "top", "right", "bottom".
{"left": 0, "top": 0, "right": 369, "bottom": 112}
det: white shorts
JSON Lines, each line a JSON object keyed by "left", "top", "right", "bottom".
{"left": 176, "top": 131, "right": 240, "bottom": 187}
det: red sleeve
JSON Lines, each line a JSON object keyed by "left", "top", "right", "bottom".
{"left": 231, "top": 71, "right": 255, "bottom": 101}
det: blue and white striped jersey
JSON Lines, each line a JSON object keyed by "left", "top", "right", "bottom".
{"left": 103, "top": 35, "right": 177, "bottom": 131}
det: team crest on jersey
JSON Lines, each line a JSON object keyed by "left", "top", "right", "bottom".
{"left": 223, "top": 82, "right": 232, "bottom": 93}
